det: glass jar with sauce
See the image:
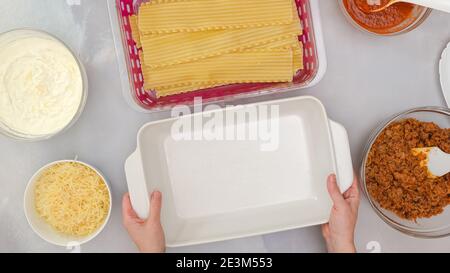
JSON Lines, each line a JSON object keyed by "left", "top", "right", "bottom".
{"left": 339, "top": 0, "right": 432, "bottom": 36}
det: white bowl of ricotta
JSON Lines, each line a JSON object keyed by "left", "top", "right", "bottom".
{"left": 0, "top": 29, "right": 87, "bottom": 141}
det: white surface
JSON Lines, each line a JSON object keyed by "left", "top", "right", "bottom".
{"left": 1, "top": 0, "right": 450, "bottom": 253}
{"left": 440, "top": 42, "right": 450, "bottom": 106}
{"left": 125, "top": 96, "right": 352, "bottom": 247}
{"left": 23, "top": 160, "right": 112, "bottom": 247}
{"left": 405, "top": 0, "right": 450, "bottom": 13}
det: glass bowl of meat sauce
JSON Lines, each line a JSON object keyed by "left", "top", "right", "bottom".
{"left": 339, "top": 0, "right": 432, "bottom": 36}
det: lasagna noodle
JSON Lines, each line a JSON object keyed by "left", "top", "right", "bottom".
{"left": 154, "top": 50, "right": 303, "bottom": 97}
{"left": 293, "top": 42, "right": 304, "bottom": 71}
{"left": 140, "top": 43, "right": 303, "bottom": 94}
{"left": 138, "top": 0, "right": 294, "bottom": 33}
{"left": 155, "top": 83, "right": 222, "bottom": 98}
{"left": 257, "top": 36, "right": 300, "bottom": 50}
{"left": 129, "top": 15, "right": 142, "bottom": 48}
{"left": 143, "top": 49, "right": 294, "bottom": 90}
{"left": 153, "top": 45, "right": 303, "bottom": 97}
{"left": 139, "top": 50, "right": 150, "bottom": 85}
{"left": 139, "top": 50, "right": 154, "bottom": 92}
{"left": 141, "top": 22, "right": 301, "bottom": 68}
{"left": 138, "top": 50, "right": 144, "bottom": 67}
{"left": 255, "top": 36, "right": 304, "bottom": 71}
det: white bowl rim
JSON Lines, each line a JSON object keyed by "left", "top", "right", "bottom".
{"left": 23, "top": 160, "right": 112, "bottom": 247}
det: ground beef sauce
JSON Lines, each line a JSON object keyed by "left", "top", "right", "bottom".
{"left": 343, "top": 0, "right": 416, "bottom": 34}
{"left": 366, "top": 119, "right": 450, "bottom": 220}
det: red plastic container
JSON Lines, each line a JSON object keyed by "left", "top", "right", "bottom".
{"left": 108, "top": 0, "right": 327, "bottom": 112}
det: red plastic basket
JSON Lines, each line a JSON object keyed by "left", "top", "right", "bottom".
{"left": 114, "top": 0, "right": 320, "bottom": 111}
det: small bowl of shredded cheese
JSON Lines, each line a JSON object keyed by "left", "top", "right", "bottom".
{"left": 24, "top": 160, "right": 111, "bottom": 246}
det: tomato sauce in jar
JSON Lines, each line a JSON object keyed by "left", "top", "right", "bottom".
{"left": 342, "top": 0, "right": 418, "bottom": 34}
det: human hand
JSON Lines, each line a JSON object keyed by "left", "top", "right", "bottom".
{"left": 321, "top": 174, "right": 359, "bottom": 253}
{"left": 122, "top": 191, "right": 166, "bottom": 253}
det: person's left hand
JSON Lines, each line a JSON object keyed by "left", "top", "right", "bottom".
{"left": 122, "top": 191, "right": 166, "bottom": 253}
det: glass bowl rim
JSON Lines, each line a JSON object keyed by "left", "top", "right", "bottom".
{"left": 360, "top": 106, "right": 450, "bottom": 238}
{"left": 0, "top": 28, "right": 88, "bottom": 142}
{"left": 337, "top": 0, "right": 433, "bottom": 37}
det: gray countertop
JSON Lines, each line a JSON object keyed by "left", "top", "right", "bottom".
{"left": 1, "top": 0, "right": 450, "bottom": 253}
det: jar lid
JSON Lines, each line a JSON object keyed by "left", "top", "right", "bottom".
{"left": 440, "top": 41, "right": 450, "bottom": 107}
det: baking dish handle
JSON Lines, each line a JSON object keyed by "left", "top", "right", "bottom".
{"left": 124, "top": 150, "right": 150, "bottom": 219}
{"left": 329, "top": 120, "right": 354, "bottom": 193}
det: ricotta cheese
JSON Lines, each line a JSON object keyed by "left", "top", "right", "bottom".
{"left": 0, "top": 31, "right": 83, "bottom": 136}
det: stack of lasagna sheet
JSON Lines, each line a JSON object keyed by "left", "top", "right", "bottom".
{"left": 129, "top": 0, "right": 304, "bottom": 97}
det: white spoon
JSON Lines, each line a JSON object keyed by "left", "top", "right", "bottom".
{"left": 358, "top": 0, "right": 450, "bottom": 13}
{"left": 412, "top": 147, "right": 450, "bottom": 178}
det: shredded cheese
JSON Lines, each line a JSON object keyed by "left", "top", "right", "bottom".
{"left": 34, "top": 162, "right": 110, "bottom": 237}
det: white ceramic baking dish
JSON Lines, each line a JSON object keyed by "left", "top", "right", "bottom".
{"left": 125, "top": 96, "right": 353, "bottom": 247}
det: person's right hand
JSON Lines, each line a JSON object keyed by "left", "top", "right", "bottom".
{"left": 122, "top": 191, "right": 166, "bottom": 253}
{"left": 321, "top": 174, "right": 360, "bottom": 253}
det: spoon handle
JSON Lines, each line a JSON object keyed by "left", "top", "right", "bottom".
{"left": 407, "top": 0, "right": 450, "bottom": 13}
